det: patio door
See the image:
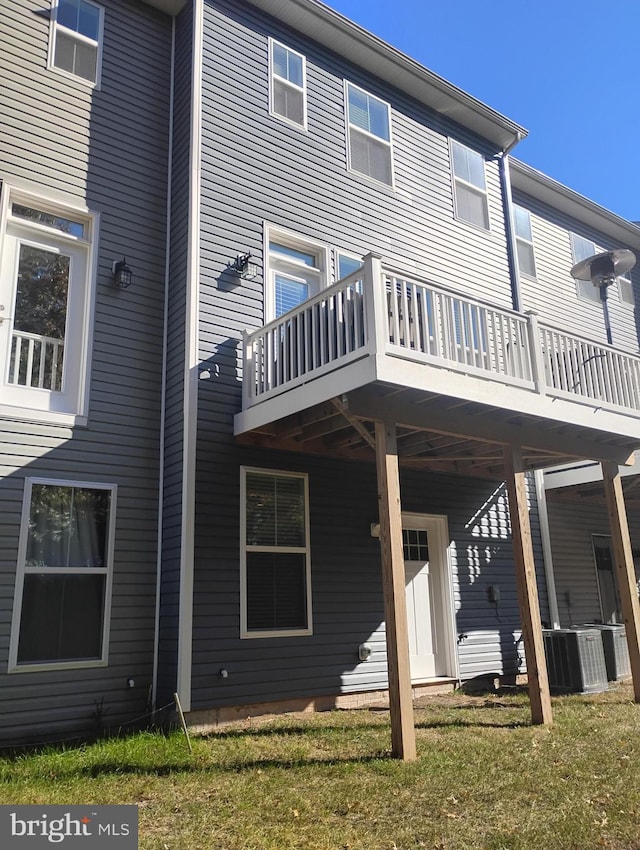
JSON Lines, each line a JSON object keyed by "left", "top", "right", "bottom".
{"left": 402, "top": 514, "right": 455, "bottom": 681}
{"left": 592, "top": 534, "right": 622, "bottom": 624}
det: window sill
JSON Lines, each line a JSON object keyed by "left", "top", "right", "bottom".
{"left": 8, "top": 658, "right": 107, "bottom": 674}
{"left": 0, "top": 403, "right": 87, "bottom": 428}
{"left": 241, "top": 628, "right": 313, "bottom": 639}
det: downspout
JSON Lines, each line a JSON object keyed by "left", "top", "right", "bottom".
{"left": 151, "top": 16, "right": 175, "bottom": 713}
{"left": 176, "top": 0, "right": 204, "bottom": 714}
{"left": 534, "top": 470, "right": 561, "bottom": 629}
{"left": 498, "top": 136, "right": 524, "bottom": 313}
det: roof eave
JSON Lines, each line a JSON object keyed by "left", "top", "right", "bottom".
{"left": 245, "top": 0, "right": 527, "bottom": 151}
{"left": 510, "top": 159, "right": 640, "bottom": 251}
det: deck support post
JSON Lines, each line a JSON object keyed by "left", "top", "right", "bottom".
{"left": 503, "top": 446, "right": 553, "bottom": 725}
{"left": 601, "top": 462, "right": 640, "bottom": 702}
{"left": 374, "top": 419, "right": 417, "bottom": 761}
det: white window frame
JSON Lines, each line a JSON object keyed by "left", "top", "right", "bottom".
{"left": 335, "top": 250, "right": 364, "bottom": 282}
{"left": 0, "top": 183, "right": 97, "bottom": 426}
{"left": 8, "top": 478, "right": 117, "bottom": 673}
{"left": 513, "top": 204, "right": 536, "bottom": 278}
{"left": 344, "top": 81, "right": 394, "bottom": 187}
{"left": 240, "top": 467, "right": 312, "bottom": 639}
{"left": 571, "top": 232, "right": 602, "bottom": 304}
{"left": 618, "top": 272, "right": 635, "bottom": 308}
{"left": 269, "top": 38, "right": 307, "bottom": 130}
{"left": 263, "top": 224, "right": 328, "bottom": 322}
{"left": 450, "top": 139, "right": 490, "bottom": 231}
{"left": 48, "top": 0, "right": 105, "bottom": 89}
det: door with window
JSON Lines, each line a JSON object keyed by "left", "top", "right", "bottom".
{"left": 402, "top": 514, "right": 454, "bottom": 681}
{"left": 266, "top": 233, "right": 327, "bottom": 321}
{"left": 0, "top": 194, "right": 92, "bottom": 419}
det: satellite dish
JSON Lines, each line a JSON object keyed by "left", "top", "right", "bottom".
{"left": 570, "top": 248, "right": 636, "bottom": 288}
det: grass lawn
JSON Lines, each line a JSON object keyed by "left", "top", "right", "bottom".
{"left": 2, "top": 684, "right": 640, "bottom": 850}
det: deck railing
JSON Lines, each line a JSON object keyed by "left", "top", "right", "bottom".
{"left": 241, "top": 254, "right": 640, "bottom": 416}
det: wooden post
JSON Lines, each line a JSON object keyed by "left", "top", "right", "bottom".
{"left": 601, "top": 462, "right": 640, "bottom": 702}
{"left": 375, "top": 420, "right": 417, "bottom": 761}
{"left": 503, "top": 446, "right": 553, "bottom": 725}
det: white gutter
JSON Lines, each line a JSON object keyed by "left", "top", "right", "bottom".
{"left": 534, "top": 470, "right": 560, "bottom": 629}
{"left": 152, "top": 16, "right": 175, "bottom": 712}
{"left": 176, "top": 0, "right": 204, "bottom": 713}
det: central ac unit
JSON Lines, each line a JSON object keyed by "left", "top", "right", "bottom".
{"left": 542, "top": 628, "right": 608, "bottom": 694}
{"left": 582, "top": 624, "right": 631, "bottom": 682}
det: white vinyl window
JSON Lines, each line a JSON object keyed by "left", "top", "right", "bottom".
{"left": 451, "top": 140, "right": 490, "bottom": 230}
{"left": 618, "top": 273, "right": 635, "bottom": 307}
{"left": 269, "top": 39, "right": 307, "bottom": 128}
{"left": 571, "top": 232, "right": 635, "bottom": 306}
{"left": 0, "top": 186, "right": 96, "bottom": 425}
{"left": 345, "top": 82, "right": 393, "bottom": 186}
{"left": 513, "top": 204, "right": 536, "bottom": 278}
{"left": 571, "top": 233, "right": 601, "bottom": 304}
{"left": 240, "top": 468, "right": 312, "bottom": 638}
{"left": 336, "top": 252, "right": 364, "bottom": 281}
{"left": 9, "top": 479, "right": 116, "bottom": 672}
{"left": 265, "top": 226, "right": 327, "bottom": 321}
{"left": 49, "top": 0, "right": 104, "bottom": 86}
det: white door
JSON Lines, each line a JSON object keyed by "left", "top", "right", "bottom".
{"left": 403, "top": 515, "right": 452, "bottom": 681}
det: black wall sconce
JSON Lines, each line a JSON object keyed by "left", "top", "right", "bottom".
{"left": 230, "top": 252, "right": 252, "bottom": 277}
{"left": 112, "top": 257, "right": 133, "bottom": 289}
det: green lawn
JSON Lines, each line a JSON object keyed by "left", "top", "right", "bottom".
{"left": 2, "top": 684, "right": 640, "bottom": 849}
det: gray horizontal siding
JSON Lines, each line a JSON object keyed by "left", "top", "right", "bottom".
{"left": 190, "top": 444, "right": 546, "bottom": 708}
{"left": 0, "top": 0, "right": 171, "bottom": 745}
{"left": 547, "top": 496, "right": 640, "bottom": 627}
{"left": 189, "top": 0, "right": 547, "bottom": 711}
{"left": 513, "top": 188, "right": 640, "bottom": 354}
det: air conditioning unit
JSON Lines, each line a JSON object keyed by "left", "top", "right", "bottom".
{"left": 582, "top": 624, "right": 631, "bottom": 682}
{"left": 542, "top": 628, "right": 608, "bottom": 694}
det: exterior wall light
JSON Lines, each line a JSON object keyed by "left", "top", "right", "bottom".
{"left": 231, "top": 252, "right": 252, "bottom": 276}
{"left": 112, "top": 257, "right": 133, "bottom": 289}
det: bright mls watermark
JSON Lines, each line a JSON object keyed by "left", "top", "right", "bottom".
{"left": 0, "top": 806, "right": 138, "bottom": 848}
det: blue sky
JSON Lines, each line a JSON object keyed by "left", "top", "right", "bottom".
{"left": 329, "top": 0, "right": 639, "bottom": 223}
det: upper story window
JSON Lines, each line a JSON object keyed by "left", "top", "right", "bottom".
{"left": 0, "top": 186, "right": 97, "bottom": 425}
{"left": 9, "top": 479, "right": 116, "bottom": 672}
{"left": 451, "top": 140, "right": 489, "bottom": 230}
{"left": 265, "top": 227, "right": 327, "bottom": 321}
{"left": 241, "top": 468, "right": 312, "bottom": 638}
{"left": 269, "top": 39, "right": 307, "bottom": 129}
{"left": 345, "top": 83, "right": 393, "bottom": 186}
{"left": 513, "top": 205, "right": 536, "bottom": 278}
{"left": 571, "top": 233, "right": 602, "bottom": 304}
{"left": 618, "top": 273, "right": 635, "bottom": 307}
{"left": 49, "top": 0, "right": 104, "bottom": 86}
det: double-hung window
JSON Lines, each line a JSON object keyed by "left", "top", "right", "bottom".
{"left": 269, "top": 39, "right": 307, "bottom": 128}
{"left": 513, "top": 204, "right": 536, "bottom": 278}
{"left": 241, "top": 468, "right": 312, "bottom": 638}
{"left": 266, "top": 227, "right": 327, "bottom": 321}
{"left": 451, "top": 140, "right": 489, "bottom": 230}
{"left": 9, "top": 480, "right": 116, "bottom": 671}
{"left": 49, "top": 0, "right": 104, "bottom": 86}
{"left": 571, "top": 233, "right": 601, "bottom": 304}
{"left": 0, "top": 187, "right": 96, "bottom": 425}
{"left": 571, "top": 232, "right": 635, "bottom": 306}
{"left": 345, "top": 83, "right": 393, "bottom": 186}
